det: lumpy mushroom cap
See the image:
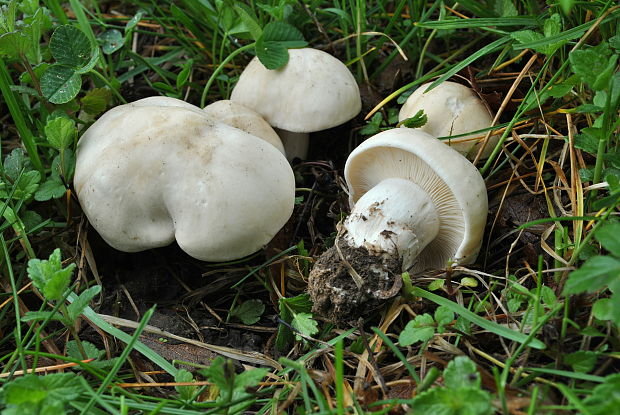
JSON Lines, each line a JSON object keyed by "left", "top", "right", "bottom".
{"left": 230, "top": 48, "right": 361, "bottom": 133}
{"left": 75, "top": 98, "right": 295, "bottom": 261}
{"left": 203, "top": 100, "right": 285, "bottom": 155}
{"left": 344, "top": 128, "right": 488, "bottom": 271}
{"left": 399, "top": 81, "right": 498, "bottom": 159}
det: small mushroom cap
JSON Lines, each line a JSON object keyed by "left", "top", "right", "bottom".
{"left": 75, "top": 102, "right": 295, "bottom": 261}
{"left": 204, "top": 100, "right": 285, "bottom": 155}
{"left": 399, "top": 81, "right": 498, "bottom": 159}
{"left": 230, "top": 48, "right": 361, "bottom": 133}
{"left": 345, "top": 128, "right": 488, "bottom": 271}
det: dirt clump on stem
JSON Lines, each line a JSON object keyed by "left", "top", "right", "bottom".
{"left": 307, "top": 238, "right": 402, "bottom": 325}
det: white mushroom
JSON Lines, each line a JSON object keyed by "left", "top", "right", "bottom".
{"left": 308, "top": 128, "right": 487, "bottom": 321}
{"left": 230, "top": 47, "right": 361, "bottom": 161}
{"left": 399, "top": 81, "right": 498, "bottom": 159}
{"left": 74, "top": 97, "right": 295, "bottom": 261}
{"left": 203, "top": 100, "right": 285, "bottom": 155}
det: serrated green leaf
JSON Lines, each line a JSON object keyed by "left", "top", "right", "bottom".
{"left": 49, "top": 25, "right": 91, "bottom": 67}
{"left": 596, "top": 223, "right": 620, "bottom": 257}
{"left": 574, "top": 133, "right": 599, "bottom": 154}
{"left": 4, "top": 148, "right": 31, "bottom": 181}
{"left": 494, "top": 0, "right": 518, "bottom": 17}
{"left": 434, "top": 306, "right": 454, "bottom": 328}
{"left": 175, "top": 369, "right": 196, "bottom": 400}
{"left": 583, "top": 373, "right": 620, "bottom": 414}
{"left": 98, "top": 29, "right": 123, "bottom": 54}
{"left": 230, "top": 299, "right": 264, "bottom": 325}
{"left": 444, "top": 356, "right": 481, "bottom": 389}
{"left": 27, "top": 248, "right": 76, "bottom": 301}
{"left": 399, "top": 313, "right": 435, "bottom": 346}
{"left": 570, "top": 45, "right": 611, "bottom": 87}
{"left": 44, "top": 116, "right": 75, "bottom": 150}
{"left": 66, "top": 340, "right": 100, "bottom": 360}
{"left": 34, "top": 177, "right": 65, "bottom": 201}
{"left": 428, "top": 279, "right": 445, "bottom": 291}
{"left": 291, "top": 312, "right": 318, "bottom": 339}
{"left": 0, "top": 31, "right": 30, "bottom": 59}
{"left": 67, "top": 285, "right": 101, "bottom": 320}
{"left": 511, "top": 30, "right": 543, "bottom": 46}
{"left": 543, "top": 14, "right": 561, "bottom": 38}
{"left": 411, "top": 387, "right": 493, "bottom": 415}
{"left": 565, "top": 350, "right": 598, "bottom": 373}
{"left": 564, "top": 256, "right": 620, "bottom": 295}
{"left": 234, "top": 4, "right": 262, "bottom": 40}
{"left": 610, "top": 34, "right": 620, "bottom": 51}
{"left": 255, "top": 21, "right": 307, "bottom": 70}
{"left": 40, "top": 64, "right": 81, "bottom": 104}
{"left": 540, "top": 285, "right": 558, "bottom": 307}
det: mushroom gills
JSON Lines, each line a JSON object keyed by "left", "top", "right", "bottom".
{"left": 343, "top": 177, "right": 439, "bottom": 271}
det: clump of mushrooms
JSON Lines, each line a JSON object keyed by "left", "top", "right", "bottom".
{"left": 308, "top": 128, "right": 488, "bottom": 322}
{"left": 399, "top": 81, "right": 498, "bottom": 160}
{"left": 230, "top": 47, "right": 362, "bottom": 161}
{"left": 74, "top": 97, "right": 294, "bottom": 261}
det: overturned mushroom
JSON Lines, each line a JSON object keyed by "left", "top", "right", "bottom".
{"left": 399, "top": 81, "right": 498, "bottom": 159}
{"left": 308, "top": 128, "right": 488, "bottom": 323}
{"left": 75, "top": 97, "right": 295, "bottom": 261}
{"left": 230, "top": 47, "right": 361, "bottom": 161}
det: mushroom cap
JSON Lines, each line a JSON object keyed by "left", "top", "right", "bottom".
{"left": 398, "top": 81, "right": 498, "bottom": 159}
{"left": 203, "top": 100, "right": 285, "bottom": 155}
{"left": 230, "top": 47, "right": 361, "bottom": 133}
{"left": 75, "top": 100, "right": 295, "bottom": 261}
{"left": 344, "top": 128, "right": 488, "bottom": 271}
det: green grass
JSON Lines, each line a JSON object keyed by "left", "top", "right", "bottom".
{"left": 0, "top": 0, "right": 619, "bottom": 413}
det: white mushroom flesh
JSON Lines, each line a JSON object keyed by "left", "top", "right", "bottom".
{"left": 344, "top": 177, "right": 440, "bottom": 271}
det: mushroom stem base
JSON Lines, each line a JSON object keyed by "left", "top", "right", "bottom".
{"left": 307, "top": 238, "right": 402, "bottom": 325}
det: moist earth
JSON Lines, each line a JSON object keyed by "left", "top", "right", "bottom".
{"left": 308, "top": 239, "right": 402, "bottom": 325}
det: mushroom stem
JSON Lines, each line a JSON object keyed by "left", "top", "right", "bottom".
{"left": 274, "top": 128, "right": 309, "bottom": 162}
{"left": 343, "top": 177, "right": 439, "bottom": 270}
{"left": 307, "top": 177, "right": 440, "bottom": 324}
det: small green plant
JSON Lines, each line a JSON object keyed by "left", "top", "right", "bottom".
{"left": 24, "top": 248, "right": 100, "bottom": 359}
{"left": 409, "top": 356, "right": 493, "bottom": 415}
{"left": 398, "top": 305, "right": 453, "bottom": 346}
{"left": 564, "top": 221, "right": 620, "bottom": 326}
{"left": 0, "top": 372, "right": 83, "bottom": 415}
{"left": 199, "top": 356, "right": 267, "bottom": 414}
{"left": 276, "top": 293, "right": 318, "bottom": 351}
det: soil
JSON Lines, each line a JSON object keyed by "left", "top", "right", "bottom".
{"left": 307, "top": 238, "right": 402, "bottom": 325}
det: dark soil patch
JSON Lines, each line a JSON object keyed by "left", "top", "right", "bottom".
{"left": 307, "top": 238, "right": 402, "bottom": 325}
